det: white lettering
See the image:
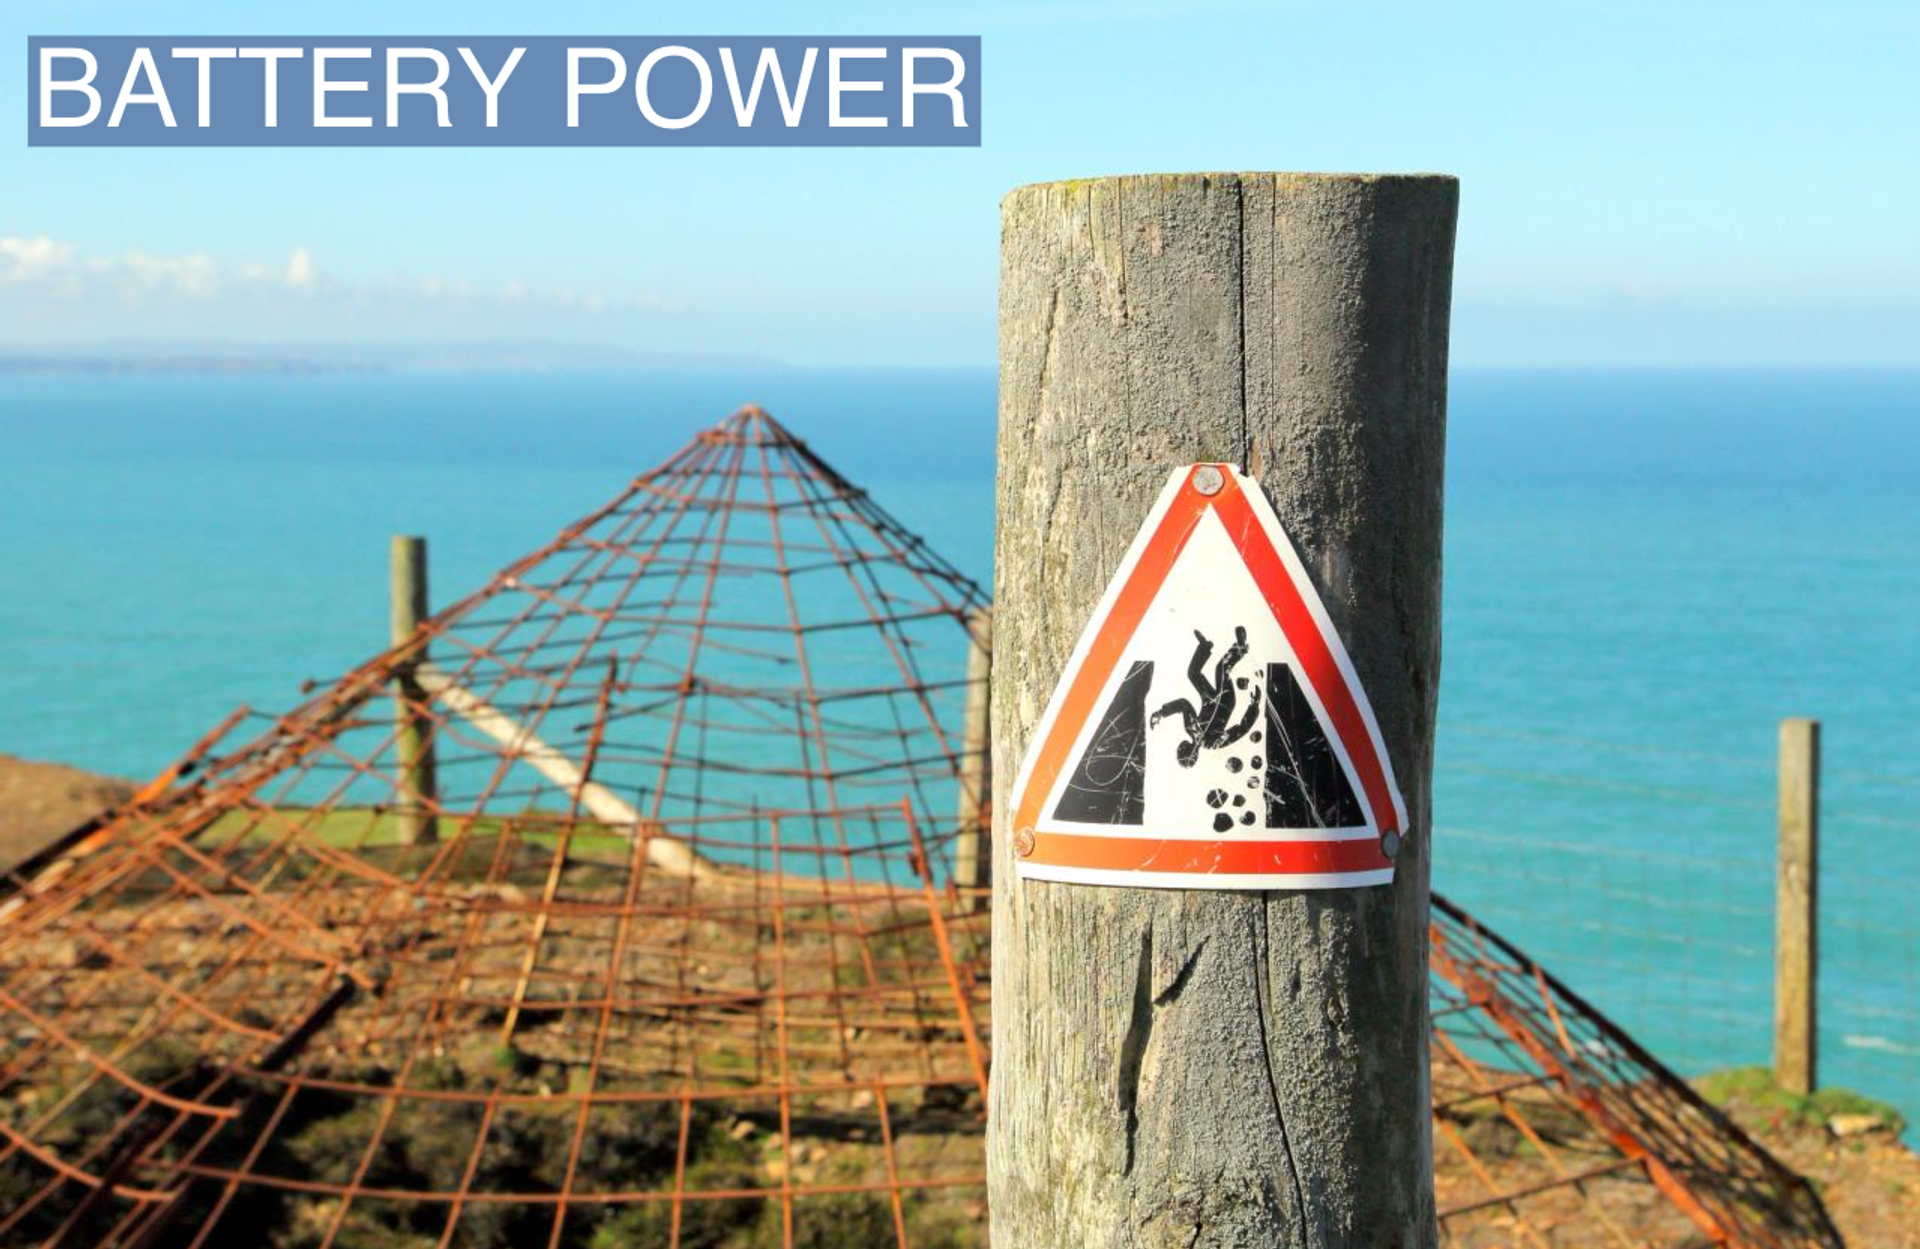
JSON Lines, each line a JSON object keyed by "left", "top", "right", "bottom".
{"left": 109, "top": 47, "right": 176, "bottom": 128}
{"left": 829, "top": 48, "right": 886, "bottom": 128}
{"left": 38, "top": 49, "right": 100, "bottom": 127}
{"left": 171, "top": 48, "right": 236, "bottom": 128}
{"left": 313, "top": 48, "right": 373, "bottom": 128}
{"left": 239, "top": 49, "right": 302, "bottom": 128}
{"left": 718, "top": 47, "right": 816, "bottom": 127}
{"left": 458, "top": 47, "right": 524, "bottom": 128}
{"left": 902, "top": 49, "right": 965, "bottom": 128}
{"left": 568, "top": 48, "right": 626, "bottom": 127}
{"left": 386, "top": 48, "right": 451, "bottom": 127}
{"left": 635, "top": 46, "right": 712, "bottom": 130}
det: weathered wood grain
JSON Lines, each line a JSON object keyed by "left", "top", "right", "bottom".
{"left": 956, "top": 606, "right": 994, "bottom": 901}
{"left": 990, "top": 173, "right": 1457, "bottom": 1248}
{"left": 1775, "top": 717, "right": 1819, "bottom": 1096}
{"left": 390, "top": 534, "right": 438, "bottom": 846}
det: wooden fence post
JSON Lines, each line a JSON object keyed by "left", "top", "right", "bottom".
{"left": 990, "top": 173, "right": 1456, "bottom": 1246}
{"left": 954, "top": 607, "right": 992, "bottom": 903}
{"left": 1775, "top": 716, "right": 1819, "bottom": 1096}
{"left": 391, "top": 534, "right": 437, "bottom": 846}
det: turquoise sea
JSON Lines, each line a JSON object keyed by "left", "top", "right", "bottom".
{"left": 2, "top": 367, "right": 1916, "bottom": 1127}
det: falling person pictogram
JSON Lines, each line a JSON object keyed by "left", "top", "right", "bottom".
{"left": 1150, "top": 626, "right": 1262, "bottom": 767}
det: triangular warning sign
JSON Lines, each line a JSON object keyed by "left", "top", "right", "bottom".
{"left": 1010, "top": 464, "right": 1408, "bottom": 890}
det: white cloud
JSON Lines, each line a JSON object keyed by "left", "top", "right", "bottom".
{"left": 285, "top": 246, "right": 317, "bottom": 289}
{"left": 2, "top": 234, "right": 235, "bottom": 299}
{"left": 0, "top": 232, "right": 688, "bottom": 324}
{"left": 0, "top": 235, "right": 77, "bottom": 284}
{"left": 122, "top": 249, "right": 219, "bottom": 297}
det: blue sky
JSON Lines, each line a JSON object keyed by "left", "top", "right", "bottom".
{"left": 3, "top": 0, "right": 1916, "bottom": 367}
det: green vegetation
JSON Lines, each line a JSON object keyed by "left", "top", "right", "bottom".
{"left": 0, "top": 1039, "right": 233, "bottom": 1245}
{"left": 1695, "top": 1066, "right": 1907, "bottom": 1134}
{"left": 201, "top": 806, "right": 631, "bottom": 856}
{"left": 270, "top": 1067, "right": 687, "bottom": 1249}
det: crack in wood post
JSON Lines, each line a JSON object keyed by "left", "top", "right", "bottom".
{"left": 991, "top": 171, "right": 1456, "bottom": 1248}
{"left": 1117, "top": 927, "right": 1155, "bottom": 1177}
{"left": 1256, "top": 905, "right": 1313, "bottom": 1249}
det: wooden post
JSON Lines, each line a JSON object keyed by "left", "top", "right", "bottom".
{"left": 990, "top": 173, "right": 1456, "bottom": 1247}
{"left": 391, "top": 535, "right": 437, "bottom": 846}
{"left": 1775, "top": 717, "right": 1819, "bottom": 1096}
{"left": 954, "top": 607, "right": 993, "bottom": 903}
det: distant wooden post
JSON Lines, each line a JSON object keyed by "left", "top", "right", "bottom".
{"left": 1775, "top": 716, "right": 1819, "bottom": 1095}
{"left": 391, "top": 535, "right": 438, "bottom": 846}
{"left": 990, "top": 174, "right": 1456, "bottom": 1246}
{"left": 954, "top": 607, "right": 992, "bottom": 903}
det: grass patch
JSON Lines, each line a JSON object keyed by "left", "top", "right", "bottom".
{"left": 201, "top": 806, "right": 636, "bottom": 860}
{"left": 1695, "top": 1066, "right": 1906, "bottom": 1134}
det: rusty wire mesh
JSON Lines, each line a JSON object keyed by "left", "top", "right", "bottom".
{"left": 0, "top": 405, "right": 1844, "bottom": 1249}
{"left": 1431, "top": 894, "right": 1841, "bottom": 1248}
{"left": 0, "top": 407, "right": 991, "bottom": 1248}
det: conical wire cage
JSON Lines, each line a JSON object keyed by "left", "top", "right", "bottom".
{"left": 0, "top": 406, "right": 1845, "bottom": 1249}
{"left": 0, "top": 407, "right": 992, "bottom": 1248}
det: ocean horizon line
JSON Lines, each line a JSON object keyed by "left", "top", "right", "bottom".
{"left": 5, "top": 350, "right": 1920, "bottom": 378}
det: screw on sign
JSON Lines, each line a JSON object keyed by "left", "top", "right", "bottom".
{"left": 1007, "top": 462, "right": 1408, "bottom": 889}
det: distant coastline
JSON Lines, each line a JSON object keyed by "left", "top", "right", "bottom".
{"left": 0, "top": 341, "right": 783, "bottom": 377}
{"left": 0, "top": 355, "right": 383, "bottom": 377}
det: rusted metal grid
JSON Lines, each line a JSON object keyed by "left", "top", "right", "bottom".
{"left": 0, "top": 404, "right": 1843, "bottom": 1249}
{"left": 0, "top": 407, "right": 992, "bottom": 1248}
{"left": 1431, "top": 894, "right": 1842, "bottom": 1248}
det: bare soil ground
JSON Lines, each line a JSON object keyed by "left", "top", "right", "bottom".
{"left": 0, "top": 752, "right": 133, "bottom": 872}
{"left": 1431, "top": 1089, "right": 1918, "bottom": 1247}
{"left": 3, "top": 755, "right": 1915, "bottom": 1247}
{"left": 1704, "top": 1082, "right": 1920, "bottom": 1249}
